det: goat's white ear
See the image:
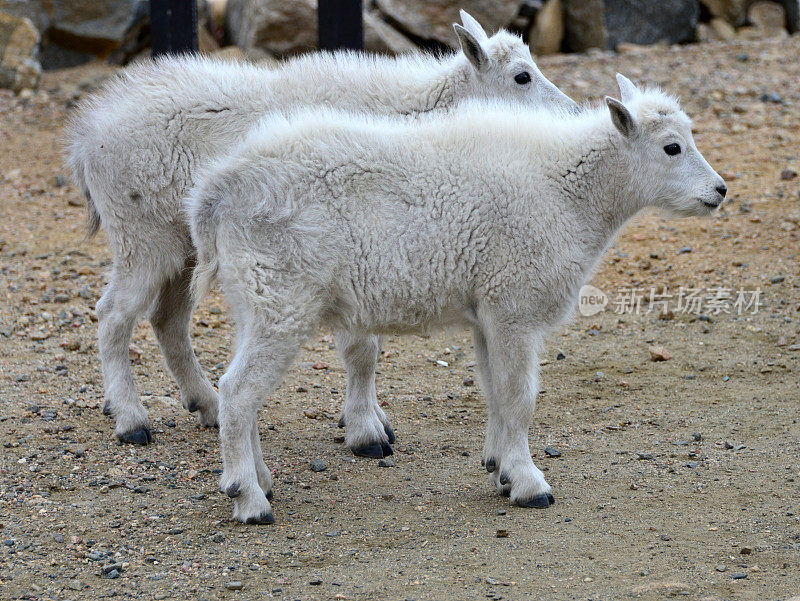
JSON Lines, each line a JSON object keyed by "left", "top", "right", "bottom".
{"left": 615, "top": 73, "right": 639, "bottom": 103}
{"left": 605, "top": 97, "right": 637, "bottom": 137}
{"left": 459, "top": 9, "right": 489, "bottom": 42}
{"left": 454, "top": 24, "right": 488, "bottom": 72}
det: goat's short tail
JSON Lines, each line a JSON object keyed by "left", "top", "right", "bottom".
{"left": 63, "top": 117, "right": 102, "bottom": 240}
{"left": 187, "top": 180, "right": 225, "bottom": 302}
{"left": 84, "top": 188, "right": 101, "bottom": 239}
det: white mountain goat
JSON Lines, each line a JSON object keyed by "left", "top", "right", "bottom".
{"left": 187, "top": 75, "right": 726, "bottom": 524}
{"left": 64, "top": 10, "right": 576, "bottom": 449}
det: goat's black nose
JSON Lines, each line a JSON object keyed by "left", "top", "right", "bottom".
{"left": 716, "top": 184, "right": 727, "bottom": 198}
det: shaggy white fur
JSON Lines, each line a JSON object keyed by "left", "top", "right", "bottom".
{"left": 64, "top": 11, "right": 576, "bottom": 448}
{"left": 187, "top": 75, "right": 726, "bottom": 524}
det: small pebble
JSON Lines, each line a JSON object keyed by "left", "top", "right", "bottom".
{"left": 716, "top": 564, "right": 727, "bottom": 572}
{"left": 310, "top": 459, "right": 327, "bottom": 472}
{"left": 731, "top": 572, "right": 748, "bottom": 580}
{"left": 760, "top": 92, "right": 783, "bottom": 104}
{"left": 770, "top": 276, "right": 785, "bottom": 284}
{"left": 678, "top": 246, "right": 692, "bottom": 254}
{"left": 309, "top": 579, "right": 322, "bottom": 585}
{"left": 225, "top": 581, "right": 244, "bottom": 590}
{"left": 378, "top": 459, "right": 395, "bottom": 468}
{"left": 637, "top": 452, "right": 654, "bottom": 460}
{"left": 495, "top": 529, "right": 509, "bottom": 538}
{"left": 462, "top": 377, "right": 474, "bottom": 387}
{"left": 556, "top": 352, "right": 566, "bottom": 360}
{"left": 740, "top": 546, "right": 752, "bottom": 555}
{"left": 544, "top": 446, "right": 561, "bottom": 458}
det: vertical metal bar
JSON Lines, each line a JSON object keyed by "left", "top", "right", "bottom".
{"left": 151, "top": 0, "right": 198, "bottom": 56}
{"left": 318, "top": 0, "right": 364, "bottom": 51}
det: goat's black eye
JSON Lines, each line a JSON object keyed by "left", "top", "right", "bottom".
{"left": 514, "top": 72, "right": 531, "bottom": 85}
{"left": 664, "top": 143, "right": 681, "bottom": 156}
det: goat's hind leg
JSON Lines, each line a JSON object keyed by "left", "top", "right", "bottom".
{"left": 218, "top": 321, "right": 309, "bottom": 524}
{"left": 150, "top": 258, "right": 218, "bottom": 428}
{"left": 336, "top": 331, "right": 394, "bottom": 458}
{"left": 96, "top": 266, "right": 162, "bottom": 444}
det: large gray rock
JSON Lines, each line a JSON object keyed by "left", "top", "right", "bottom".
{"left": 562, "top": 0, "right": 606, "bottom": 51}
{"left": 0, "top": 0, "right": 148, "bottom": 68}
{"left": 374, "top": 0, "right": 520, "bottom": 47}
{"left": 0, "top": 11, "right": 40, "bottom": 91}
{"left": 226, "top": 0, "right": 317, "bottom": 57}
{"left": 364, "top": 9, "right": 417, "bottom": 55}
{"left": 563, "top": 0, "right": 699, "bottom": 51}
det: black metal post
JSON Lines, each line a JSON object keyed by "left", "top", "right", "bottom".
{"left": 151, "top": 0, "right": 198, "bottom": 56}
{"left": 318, "top": 0, "right": 363, "bottom": 51}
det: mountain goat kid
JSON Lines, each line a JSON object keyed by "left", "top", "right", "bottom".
{"left": 187, "top": 74, "right": 727, "bottom": 524}
{"left": 65, "top": 10, "right": 576, "bottom": 450}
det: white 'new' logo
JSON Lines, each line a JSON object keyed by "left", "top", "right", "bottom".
{"left": 578, "top": 284, "right": 608, "bottom": 316}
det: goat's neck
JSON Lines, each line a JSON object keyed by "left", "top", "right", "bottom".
{"left": 557, "top": 130, "right": 648, "bottom": 265}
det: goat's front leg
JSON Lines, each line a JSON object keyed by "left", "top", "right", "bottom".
{"left": 477, "top": 319, "right": 553, "bottom": 508}
{"left": 335, "top": 330, "right": 395, "bottom": 458}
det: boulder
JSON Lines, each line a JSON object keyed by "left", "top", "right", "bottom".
{"left": 530, "top": 0, "right": 564, "bottom": 55}
{"left": 374, "top": 0, "right": 520, "bottom": 47}
{"left": 748, "top": 1, "right": 789, "bottom": 36}
{"left": 364, "top": 9, "right": 417, "bottom": 55}
{"left": 701, "top": 0, "right": 798, "bottom": 32}
{"left": 710, "top": 16, "right": 737, "bottom": 38}
{"left": 562, "top": 0, "right": 606, "bottom": 51}
{"left": 699, "top": 0, "right": 748, "bottom": 25}
{"left": 0, "top": 12, "right": 40, "bottom": 91}
{"left": 0, "top": 0, "right": 149, "bottom": 68}
{"left": 226, "top": 0, "right": 317, "bottom": 57}
{"left": 563, "top": 0, "right": 699, "bottom": 51}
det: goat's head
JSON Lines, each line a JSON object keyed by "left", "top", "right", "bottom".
{"left": 453, "top": 10, "right": 577, "bottom": 114}
{"left": 606, "top": 73, "right": 726, "bottom": 217}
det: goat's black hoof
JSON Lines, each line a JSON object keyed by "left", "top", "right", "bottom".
{"left": 499, "top": 472, "right": 510, "bottom": 486}
{"left": 338, "top": 416, "right": 346, "bottom": 428}
{"left": 352, "top": 443, "right": 384, "bottom": 459}
{"left": 225, "top": 483, "right": 241, "bottom": 498}
{"left": 102, "top": 402, "right": 113, "bottom": 417}
{"left": 516, "top": 493, "right": 553, "bottom": 508}
{"left": 485, "top": 458, "right": 497, "bottom": 473}
{"left": 118, "top": 427, "right": 151, "bottom": 445}
{"left": 384, "top": 424, "right": 396, "bottom": 444}
{"left": 266, "top": 489, "right": 273, "bottom": 502}
{"left": 187, "top": 398, "right": 200, "bottom": 413}
{"left": 381, "top": 441, "right": 394, "bottom": 456}
{"left": 245, "top": 511, "right": 275, "bottom": 525}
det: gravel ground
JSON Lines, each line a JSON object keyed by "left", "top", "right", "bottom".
{"left": 1, "top": 36, "right": 799, "bottom": 601}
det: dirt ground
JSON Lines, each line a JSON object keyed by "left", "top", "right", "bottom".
{"left": 1, "top": 35, "right": 799, "bottom": 601}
